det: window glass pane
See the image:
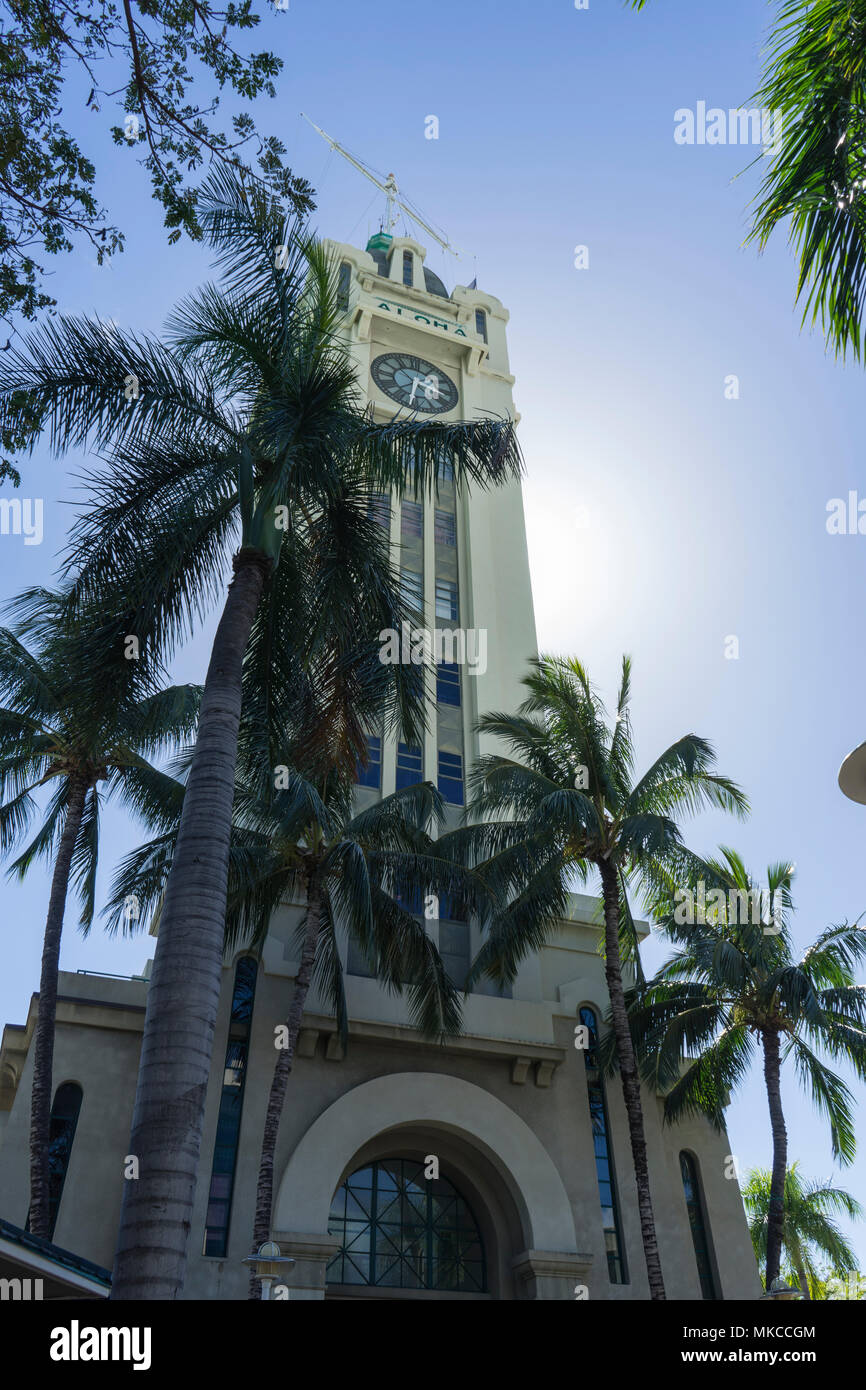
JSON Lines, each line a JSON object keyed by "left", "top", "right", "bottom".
{"left": 580, "top": 1009, "right": 627, "bottom": 1285}
{"left": 368, "top": 493, "right": 390, "bottom": 529}
{"left": 403, "top": 250, "right": 413, "bottom": 286}
{"left": 438, "top": 750, "right": 464, "bottom": 806}
{"left": 436, "top": 661, "right": 461, "bottom": 707}
{"left": 200, "top": 958, "right": 257, "bottom": 1256}
{"left": 402, "top": 500, "right": 423, "bottom": 538}
{"left": 435, "top": 580, "right": 458, "bottom": 621}
{"left": 355, "top": 733, "right": 382, "bottom": 789}
{"left": 475, "top": 309, "right": 487, "bottom": 342}
{"left": 327, "top": 1158, "right": 486, "bottom": 1291}
{"left": 396, "top": 742, "right": 423, "bottom": 790}
{"left": 434, "top": 509, "right": 456, "bottom": 546}
{"left": 338, "top": 261, "right": 351, "bottom": 311}
{"left": 401, "top": 569, "right": 424, "bottom": 614}
{"left": 680, "top": 1152, "right": 718, "bottom": 1300}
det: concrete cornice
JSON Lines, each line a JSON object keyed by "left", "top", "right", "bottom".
{"left": 295, "top": 1011, "right": 567, "bottom": 1085}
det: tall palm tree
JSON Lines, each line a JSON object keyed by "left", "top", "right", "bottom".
{"left": 0, "top": 167, "right": 521, "bottom": 1298}
{"left": 0, "top": 587, "right": 200, "bottom": 1239}
{"left": 453, "top": 655, "right": 747, "bottom": 1300}
{"left": 743, "top": 1162, "right": 863, "bottom": 1298}
{"left": 633, "top": 848, "right": 866, "bottom": 1287}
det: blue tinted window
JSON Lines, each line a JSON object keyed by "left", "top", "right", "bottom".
{"left": 436, "top": 662, "right": 461, "bottom": 707}
{"left": 680, "top": 1152, "right": 718, "bottom": 1300}
{"left": 355, "top": 734, "right": 382, "bottom": 789}
{"left": 475, "top": 309, "right": 487, "bottom": 343}
{"left": 579, "top": 1006, "right": 627, "bottom": 1284}
{"left": 403, "top": 250, "right": 413, "bottom": 287}
{"left": 396, "top": 742, "right": 423, "bottom": 790}
{"left": 203, "top": 958, "right": 257, "bottom": 1256}
{"left": 438, "top": 750, "right": 464, "bottom": 805}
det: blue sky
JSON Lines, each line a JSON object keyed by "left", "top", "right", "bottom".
{"left": 2, "top": 0, "right": 865, "bottom": 1273}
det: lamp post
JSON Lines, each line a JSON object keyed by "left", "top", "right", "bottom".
{"left": 242, "top": 1241, "right": 296, "bottom": 1300}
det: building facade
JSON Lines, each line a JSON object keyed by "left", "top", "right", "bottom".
{"left": 0, "top": 236, "right": 761, "bottom": 1300}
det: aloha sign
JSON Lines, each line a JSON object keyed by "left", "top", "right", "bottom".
{"left": 375, "top": 298, "right": 469, "bottom": 336}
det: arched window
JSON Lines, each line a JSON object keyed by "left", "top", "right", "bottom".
{"left": 202, "top": 956, "right": 258, "bottom": 1256}
{"left": 326, "top": 1158, "right": 486, "bottom": 1292}
{"left": 337, "top": 260, "right": 351, "bottom": 311}
{"left": 31, "top": 1081, "right": 83, "bottom": 1240}
{"left": 579, "top": 1007, "right": 627, "bottom": 1283}
{"left": 680, "top": 1151, "right": 718, "bottom": 1299}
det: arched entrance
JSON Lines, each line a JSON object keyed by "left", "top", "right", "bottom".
{"left": 272, "top": 1073, "right": 591, "bottom": 1300}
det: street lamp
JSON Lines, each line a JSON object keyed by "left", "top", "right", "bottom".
{"left": 762, "top": 1276, "right": 804, "bottom": 1301}
{"left": 242, "top": 1241, "right": 295, "bottom": 1300}
{"left": 838, "top": 742, "right": 866, "bottom": 804}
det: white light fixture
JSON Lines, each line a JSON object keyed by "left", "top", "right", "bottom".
{"left": 242, "top": 1242, "right": 296, "bottom": 1300}
{"left": 839, "top": 742, "right": 866, "bottom": 804}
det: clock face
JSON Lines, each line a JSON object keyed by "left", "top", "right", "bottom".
{"left": 371, "top": 352, "right": 459, "bottom": 414}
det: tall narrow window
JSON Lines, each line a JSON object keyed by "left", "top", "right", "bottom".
{"left": 368, "top": 493, "right": 390, "bottom": 529}
{"left": 475, "top": 309, "right": 487, "bottom": 342}
{"left": 403, "top": 250, "right": 414, "bottom": 287}
{"left": 436, "top": 450, "right": 454, "bottom": 482}
{"left": 438, "top": 750, "right": 464, "bottom": 805}
{"left": 434, "top": 509, "right": 456, "bottom": 547}
{"left": 579, "top": 1007, "right": 627, "bottom": 1284}
{"left": 355, "top": 733, "right": 382, "bottom": 789}
{"left": 680, "top": 1152, "right": 718, "bottom": 1300}
{"left": 435, "top": 580, "right": 458, "bottom": 622}
{"left": 401, "top": 568, "right": 424, "bottom": 616}
{"left": 401, "top": 500, "right": 423, "bottom": 539}
{"left": 337, "top": 261, "right": 352, "bottom": 312}
{"left": 396, "top": 742, "right": 423, "bottom": 790}
{"left": 436, "top": 661, "right": 461, "bottom": 707}
{"left": 203, "top": 957, "right": 257, "bottom": 1256}
{"left": 31, "top": 1081, "right": 83, "bottom": 1240}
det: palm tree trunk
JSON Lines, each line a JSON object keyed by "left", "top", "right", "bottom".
{"left": 599, "top": 858, "right": 666, "bottom": 1300}
{"left": 248, "top": 881, "right": 322, "bottom": 1299}
{"left": 28, "top": 774, "right": 88, "bottom": 1239}
{"left": 762, "top": 1029, "right": 788, "bottom": 1288}
{"left": 111, "top": 549, "right": 270, "bottom": 1301}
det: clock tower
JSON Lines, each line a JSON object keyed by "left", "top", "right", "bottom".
{"left": 323, "top": 230, "right": 538, "bottom": 816}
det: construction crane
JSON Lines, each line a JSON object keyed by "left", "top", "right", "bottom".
{"left": 301, "top": 113, "right": 465, "bottom": 260}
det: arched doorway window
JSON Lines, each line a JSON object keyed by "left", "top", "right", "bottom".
{"left": 326, "top": 1158, "right": 486, "bottom": 1292}
{"left": 679, "top": 1151, "right": 719, "bottom": 1299}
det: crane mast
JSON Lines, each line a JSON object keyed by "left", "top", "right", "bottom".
{"left": 301, "top": 114, "right": 464, "bottom": 259}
